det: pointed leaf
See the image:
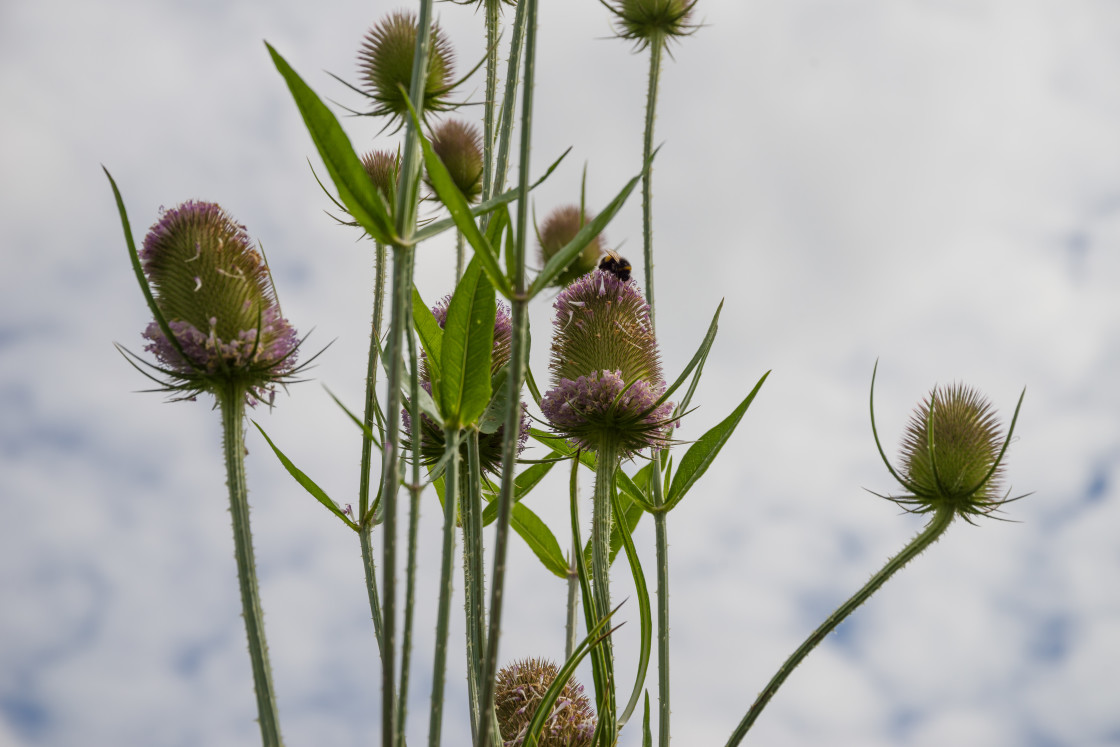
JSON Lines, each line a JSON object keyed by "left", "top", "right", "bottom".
{"left": 412, "top": 285, "right": 444, "bottom": 403}
{"left": 511, "top": 503, "right": 567, "bottom": 579}
{"left": 252, "top": 421, "right": 358, "bottom": 531}
{"left": 613, "top": 488, "right": 652, "bottom": 727}
{"left": 478, "top": 366, "right": 510, "bottom": 435}
{"left": 664, "top": 371, "right": 769, "bottom": 512}
{"left": 440, "top": 256, "right": 496, "bottom": 427}
{"left": 267, "top": 44, "right": 395, "bottom": 244}
{"left": 481, "top": 456, "right": 557, "bottom": 525}
{"left": 648, "top": 300, "right": 723, "bottom": 414}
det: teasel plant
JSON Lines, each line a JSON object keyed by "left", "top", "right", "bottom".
{"left": 105, "top": 186, "right": 314, "bottom": 747}
{"left": 726, "top": 362, "right": 1027, "bottom": 744}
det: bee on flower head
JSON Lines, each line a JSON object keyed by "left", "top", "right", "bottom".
{"left": 598, "top": 248, "right": 632, "bottom": 283}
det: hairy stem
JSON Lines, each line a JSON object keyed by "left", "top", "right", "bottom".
{"left": 461, "top": 432, "right": 487, "bottom": 741}
{"left": 218, "top": 384, "right": 283, "bottom": 747}
{"left": 725, "top": 504, "right": 957, "bottom": 744}
{"left": 640, "top": 33, "right": 664, "bottom": 330}
{"left": 427, "top": 427, "right": 462, "bottom": 746}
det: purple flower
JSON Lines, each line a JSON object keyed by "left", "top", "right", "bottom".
{"left": 137, "top": 201, "right": 299, "bottom": 402}
{"left": 542, "top": 269, "right": 675, "bottom": 455}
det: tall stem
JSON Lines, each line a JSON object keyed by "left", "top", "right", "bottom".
{"left": 591, "top": 436, "right": 620, "bottom": 744}
{"left": 427, "top": 428, "right": 462, "bottom": 746}
{"left": 359, "top": 241, "right": 388, "bottom": 661}
{"left": 725, "top": 505, "right": 957, "bottom": 745}
{"left": 482, "top": 0, "right": 501, "bottom": 203}
{"left": 479, "top": 2, "right": 537, "bottom": 745}
{"left": 381, "top": 2, "right": 434, "bottom": 744}
{"left": 218, "top": 384, "right": 283, "bottom": 747}
{"left": 461, "top": 432, "right": 488, "bottom": 740}
{"left": 640, "top": 34, "right": 664, "bottom": 330}
{"left": 565, "top": 454, "right": 581, "bottom": 661}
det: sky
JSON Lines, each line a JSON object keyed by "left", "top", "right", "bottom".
{"left": 2, "top": 0, "right": 1119, "bottom": 745}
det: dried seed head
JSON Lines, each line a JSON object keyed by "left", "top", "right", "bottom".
{"left": 537, "top": 205, "right": 603, "bottom": 287}
{"left": 541, "top": 270, "right": 674, "bottom": 455}
{"left": 427, "top": 118, "right": 484, "bottom": 203}
{"left": 495, "top": 658, "right": 596, "bottom": 747}
{"left": 357, "top": 10, "right": 456, "bottom": 121}
{"left": 138, "top": 201, "right": 298, "bottom": 402}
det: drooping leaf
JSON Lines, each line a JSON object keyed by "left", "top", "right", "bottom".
{"left": 252, "top": 421, "right": 358, "bottom": 531}
{"left": 481, "top": 455, "right": 557, "bottom": 525}
{"left": 511, "top": 502, "right": 567, "bottom": 579}
{"left": 613, "top": 488, "right": 652, "bottom": 727}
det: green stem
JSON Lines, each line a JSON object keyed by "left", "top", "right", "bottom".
{"left": 482, "top": 0, "right": 501, "bottom": 203}
{"left": 591, "top": 436, "right": 620, "bottom": 745}
{"left": 725, "top": 505, "right": 957, "bottom": 745}
{"left": 647, "top": 449, "right": 671, "bottom": 747}
{"left": 428, "top": 427, "right": 462, "bottom": 747}
{"left": 455, "top": 230, "right": 465, "bottom": 284}
{"left": 381, "top": 2, "right": 434, "bottom": 743}
{"left": 218, "top": 384, "right": 284, "bottom": 747}
{"left": 491, "top": 0, "right": 528, "bottom": 199}
{"left": 397, "top": 318, "right": 424, "bottom": 747}
{"left": 640, "top": 34, "right": 664, "bottom": 330}
{"left": 461, "top": 432, "right": 487, "bottom": 741}
{"left": 359, "top": 241, "right": 387, "bottom": 661}
{"left": 478, "top": 3, "right": 537, "bottom": 745}
{"left": 565, "top": 459, "right": 580, "bottom": 661}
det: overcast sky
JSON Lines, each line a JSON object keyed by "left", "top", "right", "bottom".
{"left": 2, "top": 0, "right": 1119, "bottom": 745}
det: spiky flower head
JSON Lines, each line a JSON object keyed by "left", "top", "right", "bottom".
{"left": 537, "top": 205, "right": 604, "bottom": 287}
{"left": 357, "top": 10, "right": 456, "bottom": 122}
{"left": 403, "top": 297, "right": 528, "bottom": 474}
{"left": 541, "top": 270, "right": 674, "bottom": 456}
{"left": 604, "top": 0, "right": 699, "bottom": 50}
{"left": 426, "top": 118, "right": 484, "bottom": 203}
{"left": 495, "top": 658, "right": 596, "bottom": 747}
{"left": 361, "top": 149, "right": 400, "bottom": 206}
{"left": 879, "top": 382, "right": 1023, "bottom": 522}
{"left": 137, "top": 201, "right": 299, "bottom": 403}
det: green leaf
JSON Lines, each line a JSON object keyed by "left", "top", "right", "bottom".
{"left": 527, "top": 165, "right": 646, "bottom": 297}
{"left": 412, "top": 285, "right": 444, "bottom": 403}
{"left": 440, "top": 256, "right": 496, "bottom": 428}
{"left": 323, "top": 386, "right": 380, "bottom": 448}
{"left": 252, "top": 421, "right": 358, "bottom": 531}
{"left": 481, "top": 456, "right": 557, "bottom": 525}
{"left": 478, "top": 366, "right": 510, "bottom": 435}
{"left": 267, "top": 44, "right": 395, "bottom": 244}
{"left": 613, "top": 488, "right": 652, "bottom": 727}
{"left": 511, "top": 502, "right": 567, "bottom": 579}
{"left": 617, "top": 462, "right": 655, "bottom": 511}
{"left": 643, "top": 692, "right": 653, "bottom": 747}
{"left": 406, "top": 101, "right": 511, "bottom": 297}
{"left": 648, "top": 300, "right": 724, "bottom": 415}
{"left": 664, "top": 371, "right": 770, "bottom": 512}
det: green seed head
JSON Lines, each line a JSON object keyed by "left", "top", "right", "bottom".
{"left": 357, "top": 11, "right": 456, "bottom": 121}
{"left": 606, "top": 0, "right": 698, "bottom": 50}
{"left": 537, "top": 205, "right": 603, "bottom": 287}
{"left": 427, "top": 118, "right": 484, "bottom": 203}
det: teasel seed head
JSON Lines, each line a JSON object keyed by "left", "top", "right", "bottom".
{"left": 494, "top": 658, "right": 596, "bottom": 747}
{"left": 427, "top": 118, "right": 484, "bottom": 203}
{"left": 137, "top": 201, "right": 300, "bottom": 403}
{"left": 541, "top": 270, "right": 675, "bottom": 456}
{"left": 604, "top": 0, "right": 699, "bottom": 50}
{"left": 872, "top": 373, "right": 1027, "bottom": 523}
{"left": 357, "top": 10, "right": 456, "bottom": 123}
{"left": 537, "top": 205, "right": 604, "bottom": 287}
{"left": 361, "top": 148, "right": 401, "bottom": 207}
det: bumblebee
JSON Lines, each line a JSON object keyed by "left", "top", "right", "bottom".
{"left": 598, "top": 250, "right": 632, "bottom": 282}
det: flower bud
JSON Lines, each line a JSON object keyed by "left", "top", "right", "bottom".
{"left": 427, "top": 118, "right": 484, "bottom": 203}
{"left": 605, "top": 0, "right": 698, "bottom": 49}
{"left": 361, "top": 149, "right": 400, "bottom": 205}
{"left": 495, "top": 658, "right": 596, "bottom": 747}
{"left": 357, "top": 11, "right": 456, "bottom": 122}
{"left": 541, "top": 270, "right": 674, "bottom": 455}
{"left": 537, "top": 205, "right": 603, "bottom": 287}
{"left": 404, "top": 297, "right": 528, "bottom": 473}
{"left": 139, "top": 201, "right": 298, "bottom": 401}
